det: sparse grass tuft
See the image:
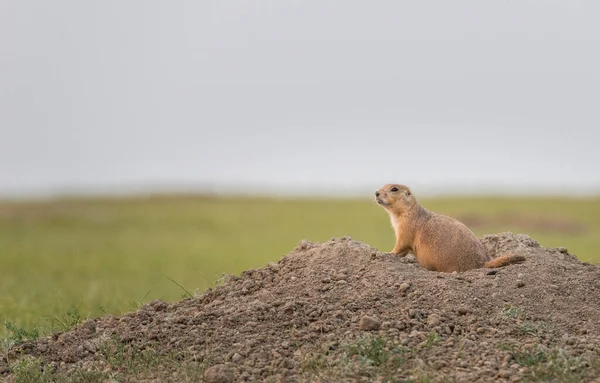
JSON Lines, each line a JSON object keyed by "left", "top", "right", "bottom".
{"left": 4, "top": 321, "right": 39, "bottom": 345}
{"left": 300, "top": 335, "right": 412, "bottom": 381}
{"left": 345, "top": 335, "right": 390, "bottom": 367}
{"left": 213, "top": 272, "right": 229, "bottom": 287}
{"left": 342, "top": 335, "right": 411, "bottom": 379}
{"left": 505, "top": 345, "right": 586, "bottom": 383}
{"left": 499, "top": 304, "right": 523, "bottom": 320}
{"left": 496, "top": 341, "right": 517, "bottom": 351}
{"left": 512, "top": 346, "right": 551, "bottom": 367}
{"left": 165, "top": 276, "right": 194, "bottom": 299}
{"left": 10, "top": 357, "right": 53, "bottom": 383}
{"left": 514, "top": 319, "right": 554, "bottom": 337}
{"left": 424, "top": 331, "right": 441, "bottom": 348}
{"left": 50, "top": 305, "right": 86, "bottom": 331}
{"left": 98, "top": 337, "right": 159, "bottom": 374}
{"left": 344, "top": 335, "right": 409, "bottom": 369}
{"left": 300, "top": 353, "right": 330, "bottom": 373}
{"left": 6, "top": 352, "right": 207, "bottom": 383}
{"left": 410, "top": 371, "right": 435, "bottom": 383}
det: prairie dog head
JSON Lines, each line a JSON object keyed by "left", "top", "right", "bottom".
{"left": 375, "top": 184, "right": 417, "bottom": 213}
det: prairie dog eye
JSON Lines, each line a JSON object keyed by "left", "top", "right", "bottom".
{"left": 390, "top": 187, "right": 399, "bottom": 192}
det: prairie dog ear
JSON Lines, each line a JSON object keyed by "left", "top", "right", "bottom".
{"left": 405, "top": 189, "right": 412, "bottom": 196}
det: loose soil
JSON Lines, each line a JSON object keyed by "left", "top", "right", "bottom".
{"left": 2, "top": 233, "right": 600, "bottom": 382}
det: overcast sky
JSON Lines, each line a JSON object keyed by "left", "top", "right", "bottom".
{"left": 1, "top": 0, "right": 599, "bottom": 197}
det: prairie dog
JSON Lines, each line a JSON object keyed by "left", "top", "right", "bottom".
{"left": 375, "top": 184, "right": 525, "bottom": 272}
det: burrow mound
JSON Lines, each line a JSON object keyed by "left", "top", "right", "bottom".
{"left": 2, "top": 233, "right": 600, "bottom": 382}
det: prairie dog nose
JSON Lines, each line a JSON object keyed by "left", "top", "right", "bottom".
{"left": 375, "top": 191, "right": 380, "bottom": 197}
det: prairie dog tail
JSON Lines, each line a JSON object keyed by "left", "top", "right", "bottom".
{"left": 483, "top": 254, "right": 526, "bottom": 269}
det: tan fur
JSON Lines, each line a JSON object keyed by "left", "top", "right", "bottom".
{"left": 483, "top": 254, "right": 526, "bottom": 269}
{"left": 375, "top": 184, "right": 525, "bottom": 272}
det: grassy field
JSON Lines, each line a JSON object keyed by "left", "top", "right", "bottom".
{"left": 1, "top": 194, "right": 599, "bottom": 336}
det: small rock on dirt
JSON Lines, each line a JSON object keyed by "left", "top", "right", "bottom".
{"left": 459, "top": 339, "right": 475, "bottom": 349}
{"left": 204, "top": 364, "right": 234, "bottom": 383}
{"left": 457, "top": 307, "right": 471, "bottom": 315}
{"left": 359, "top": 315, "right": 381, "bottom": 331}
{"left": 231, "top": 353, "right": 243, "bottom": 363}
{"left": 427, "top": 314, "right": 441, "bottom": 327}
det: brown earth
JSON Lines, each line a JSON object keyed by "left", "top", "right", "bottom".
{"left": 2, "top": 233, "right": 600, "bottom": 383}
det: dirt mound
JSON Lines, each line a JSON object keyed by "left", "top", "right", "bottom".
{"left": 2, "top": 233, "right": 600, "bottom": 382}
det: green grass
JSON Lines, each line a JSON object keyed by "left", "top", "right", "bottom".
{"left": 344, "top": 335, "right": 409, "bottom": 368}
{"left": 301, "top": 334, "right": 412, "bottom": 381}
{"left": 7, "top": 348, "right": 207, "bottom": 383}
{"left": 499, "top": 304, "right": 524, "bottom": 320}
{"left": 1, "top": 194, "right": 599, "bottom": 335}
{"left": 508, "top": 345, "right": 591, "bottom": 383}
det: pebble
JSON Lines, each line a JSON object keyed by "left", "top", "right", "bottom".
{"left": 204, "top": 364, "right": 234, "bottom": 383}
{"left": 83, "top": 341, "right": 97, "bottom": 353}
{"left": 405, "top": 254, "right": 417, "bottom": 263}
{"left": 459, "top": 339, "right": 475, "bottom": 348}
{"left": 498, "top": 369, "right": 512, "bottom": 378}
{"left": 562, "top": 333, "right": 577, "bottom": 345}
{"left": 359, "top": 315, "right": 381, "bottom": 331}
{"left": 427, "top": 314, "right": 441, "bottom": 327}
{"left": 516, "top": 281, "right": 525, "bottom": 288}
{"left": 457, "top": 307, "right": 471, "bottom": 315}
{"left": 231, "top": 353, "right": 243, "bottom": 363}
{"left": 282, "top": 358, "right": 294, "bottom": 369}
{"left": 297, "top": 240, "right": 312, "bottom": 250}
{"left": 119, "top": 333, "right": 134, "bottom": 343}
{"left": 399, "top": 282, "right": 411, "bottom": 292}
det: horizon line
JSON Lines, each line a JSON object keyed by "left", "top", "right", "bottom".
{"left": 1, "top": 181, "right": 599, "bottom": 201}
